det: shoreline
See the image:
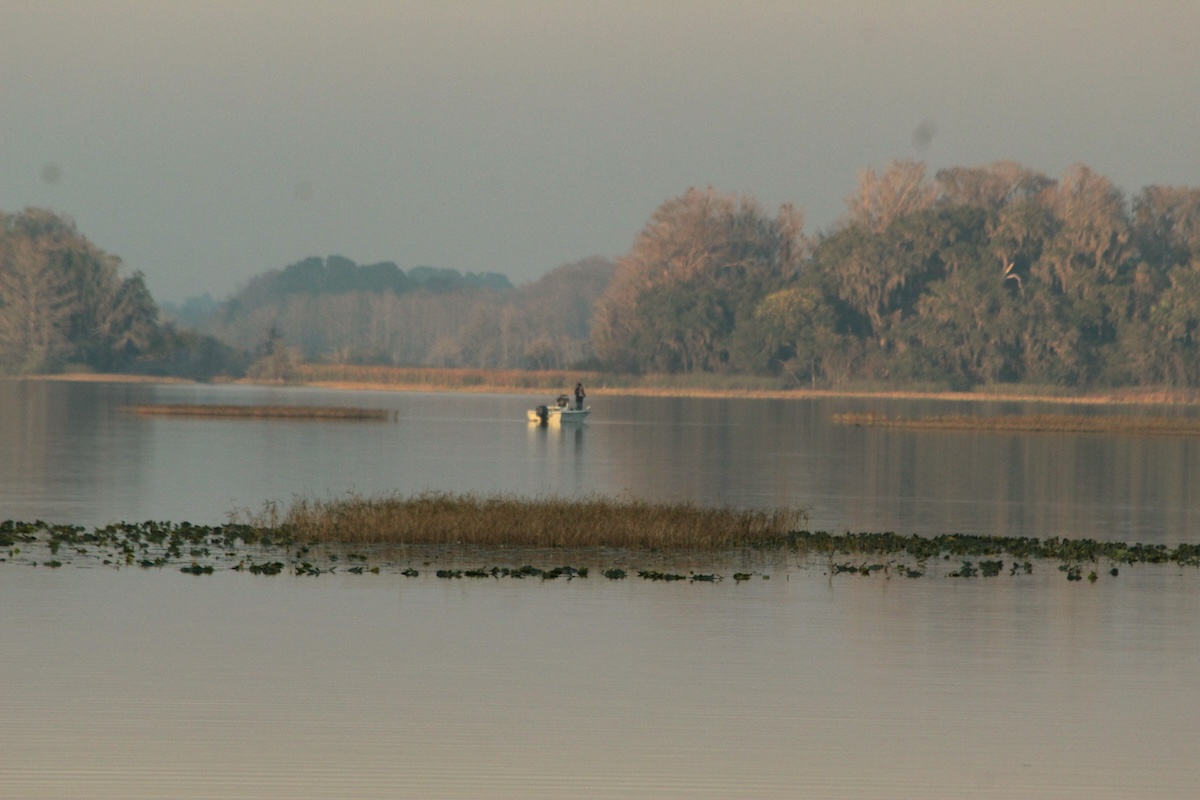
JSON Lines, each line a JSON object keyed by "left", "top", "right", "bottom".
{"left": 303, "top": 381, "right": 1200, "bottom": 407}
{"left": 17, "top": 371, "right": 1200, "bottom": 407}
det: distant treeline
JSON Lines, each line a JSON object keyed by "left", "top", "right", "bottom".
{"left": 8, "top": 158, "right": 1200, "bottom": 389}
{"left": 247, "top": 256, "right": 512, "bottom": 300}
{"left": 0, "top": 209, "right": 238, "bottom": 378}
{"left": 180, "top": 255, "right": 613, "bottom": 378}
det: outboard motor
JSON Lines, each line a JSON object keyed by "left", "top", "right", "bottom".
{"left": 535, "top": 405, "right": 549, "bottom": 425}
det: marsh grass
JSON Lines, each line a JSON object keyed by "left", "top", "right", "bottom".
{"left": 832, "top": 412, "right": 1200, "bottom": 436}
{"left": 7, "top": 516, "right": 1199, "bottom": 580}
{"left": 293, "top": 365, "right": 605, "bottom": 392}
{"left": 128, "top": 404, "right": 389, "bottom": 420}
{"left": 283, "top": 365, "right": 1200, "bottom": 405}
{"left": 242, "top": 491, "right": 808, "bottom": 549}
{"left": 296, "top": 365, "right": 824, "bottom": 397}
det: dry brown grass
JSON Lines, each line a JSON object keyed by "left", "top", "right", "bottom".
{"left": 128, "top": 404, "right": 389, "bottom": 420}
{"left": 242, "top": 492, "right": 808, "bottom": 549}
{"left": 21, "top": 367, "right": 1200, "bottom": 407}
{"left": 288, "top": 365, "right": 1200, "bottom": 406}
{"left": 13, "top": 373, "right": 193, "bottom": 384}
{"left": 833, "top": 412, "right": 1200, "bottom": 436}
{"left": 293, "top": 364, "right": 604, "bottom": 393}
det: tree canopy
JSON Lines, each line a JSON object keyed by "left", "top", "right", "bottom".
{"left": 591, "top": 187, "right": 806, "bottom": 374}
{"left": 0, "top": 208, "right": 239, "bottom": 377}
{"left": 591, "top": 163, "right": 1200, "bottom": 388}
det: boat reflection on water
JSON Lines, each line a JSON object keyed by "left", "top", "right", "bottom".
{"left": 527, "top": 405, "right": 586, "bottom": 494}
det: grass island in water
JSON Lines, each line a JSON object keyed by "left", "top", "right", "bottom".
{"left": 833, "top": 412, "right": 1200, "bottom": 436}
{"left": 128, "top": 404, "right": 390, "bottom": 420}
{"left": 3, "top": 493, "right": 1199, "bottom": 584}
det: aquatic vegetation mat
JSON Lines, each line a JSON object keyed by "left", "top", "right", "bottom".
{"left": 3, "top": 503, "right": 1199, "bottom": 583}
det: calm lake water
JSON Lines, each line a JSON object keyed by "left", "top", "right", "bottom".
{"left": 3, "top": 379, "right": 1199, "bottom": 540}
{"left": 3, "top": 379, "right": 1199, "bottom": 799}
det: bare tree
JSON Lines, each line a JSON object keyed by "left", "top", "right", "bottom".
{"left": 0, "top": 235, "right": 78, "bottom": 373}
{"left": 91, "top": 272, "right": 159, "bottom": 367}
{"left": 843, "top": 160, "right": 936, "bottom": 233}
{"left": 936, "top": 161, "right": 1054, "bottom": 212}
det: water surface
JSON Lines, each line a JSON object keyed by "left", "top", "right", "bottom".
{"left": 2, "top": 379, "right": 1198, "bottom": 541}
{"left": 3, "top": 379, "right": 1198, "bottom": 799}
{"left": 4, "top": 561, "right": 1198, "bottom": 799}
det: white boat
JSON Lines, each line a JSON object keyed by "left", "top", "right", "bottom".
{"left": 528, "top": 394, "right": 590, "bottom": 424}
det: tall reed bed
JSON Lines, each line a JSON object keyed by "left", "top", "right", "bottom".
{"left": 129, "top": 404, "right": 388, "bottom": 420}
{"left": 294, "top": 365, "right": 605, "bottom": 392}
{"left": 292, "top": 364, "right": 791, "bottom": 395}
{"left": 833, "top": 412, "right": 1200, "bottom": 436}
{"left": 289, "top": 364, "right": 1200, "bottom": 405}
{"left": 251, "top": 492, "right": 807, "bottom": 549}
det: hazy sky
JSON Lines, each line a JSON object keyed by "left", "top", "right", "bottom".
{"left": 3, "top": 1, "right": 1198, "bottom": 302}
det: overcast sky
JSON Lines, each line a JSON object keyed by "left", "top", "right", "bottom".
{"left": 3, "top": 1, "right": 1198, "bottom": 302}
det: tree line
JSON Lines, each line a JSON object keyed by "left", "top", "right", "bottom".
{"left": 595, "top": 161, "right": 1200, "bottom": 388}
{"left": 6, "top": 158, "right": 1200, "bottom": 389}
{"left": 0, "top": 208, "right": 238, "bottom": 377}
{"left": 189, "top": 255, "right": 613, "bottom": 374}
{"left": 0, "top": 206, "right": 612, "bottom": 379}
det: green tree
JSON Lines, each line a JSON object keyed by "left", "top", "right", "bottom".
{"left": 744, "top": 284, "right": 836, "bottom": 385}
{"left": 812, "top": 206, "right": 981, "bottom": 364}
{"left": 1144, "top": 262, "right": 1200, "bottom": 385}
{"left": 591, "top": 187, "right": 805, "bottom": 374}
{"left": 1130, "top": 185, "right": 1200, "bottom": 271}
{"left": 904, "top": 260, "right": 1023, "bottom": 385}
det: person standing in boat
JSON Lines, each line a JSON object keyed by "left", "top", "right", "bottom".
{"left": 574, "top": 382, "right": 586, "bottom": 410}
